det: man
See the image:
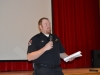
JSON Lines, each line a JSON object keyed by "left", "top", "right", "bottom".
{"left": 27, "top": 17, "right": 74, "bottom": 75}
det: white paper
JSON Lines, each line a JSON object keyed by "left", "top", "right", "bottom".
{"left": 64, "top": 51, "right": 82, "bottom": 62}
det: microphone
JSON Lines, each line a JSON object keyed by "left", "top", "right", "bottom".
{"left": 49, "top": 35, "right": 52, "bottom": 41}
{"left": 49, "top": 35, "right": 53, "bottom": 49}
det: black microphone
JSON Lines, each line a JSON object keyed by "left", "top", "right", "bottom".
{"left": 49, "top": 35, "right": 53, "bottom": 49}
{"left": 49, "top": 35, "right": 52, "bottom": 41}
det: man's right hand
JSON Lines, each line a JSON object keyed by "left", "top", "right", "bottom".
{"left": 27, "top": 41, "right": 53, "bottom": 61}
{"left": 43, "top": 41, "right": 53, "bottom": 51}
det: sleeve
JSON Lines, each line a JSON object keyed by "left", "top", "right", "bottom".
{"left": 59, "top": 42, "right": 66, "bottom": 53}
{"left": 27, "top": 38, "right": 38, "bottom": 54}
{"left": 54, "top": 34, "right": 66, "bottom": 53}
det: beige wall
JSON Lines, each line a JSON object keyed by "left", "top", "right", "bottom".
{"left": 0, "top": 0, "right": 52, "bottom": 60}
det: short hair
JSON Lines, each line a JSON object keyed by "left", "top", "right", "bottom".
{"left": 38, "top": 17, "right": 49, "bottom": 25}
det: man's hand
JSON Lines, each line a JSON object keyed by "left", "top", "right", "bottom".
{"left": 43, "top": 41, "right": 53, "bottom": 51}
{"left": 27, "top": 41, "right": 53, "bottom": 61}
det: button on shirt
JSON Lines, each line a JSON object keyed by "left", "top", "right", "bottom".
{"left": 27, "top": 32, "right": 65, "bottom": 65}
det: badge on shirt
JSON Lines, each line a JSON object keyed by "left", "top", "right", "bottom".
{"left": 41, "top": 40, "right": 44, "bottom": 42}
{"left": 28, "top": 40, "right": 32, "bottom": 46}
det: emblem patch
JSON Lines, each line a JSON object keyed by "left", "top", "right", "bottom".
{"left": 28, "top": 40, "right": 32, "bottom": 46}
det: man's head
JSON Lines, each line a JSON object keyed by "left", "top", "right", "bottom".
{"left": 38, "top": 17, "right": 51, "bottom": 34}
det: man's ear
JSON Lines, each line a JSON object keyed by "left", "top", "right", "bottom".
{"left": 39, "top": 25, "right": 41, "bottom": 29}
{"left": 38, "top": 25, "right": 42, "bottom": 31}
{"left": 39, "top": 25, "right": 43, "bottom": 29}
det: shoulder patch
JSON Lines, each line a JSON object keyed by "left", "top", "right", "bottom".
{"left": 28, "top": 40, "right": 32, "bottom": 46}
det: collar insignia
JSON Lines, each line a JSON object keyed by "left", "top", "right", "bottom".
{"left": 55, "top": 39, "right": 58, "bottom": 41}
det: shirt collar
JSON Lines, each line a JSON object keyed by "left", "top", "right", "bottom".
{"left": 40, "top": 32, "right": 50, "bottom": 37}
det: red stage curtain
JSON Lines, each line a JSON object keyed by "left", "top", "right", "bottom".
{"left": 0, "top": 61, "right": 33, "bottom": 71}
{"left": 0, "top": 0, "right": 100, "bottom": 71}
{"left": 52, "top": 0, "right": 100, "bottom": 68}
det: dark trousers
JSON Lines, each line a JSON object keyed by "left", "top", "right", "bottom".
{"left": 33, "top": 64, "right": 64, "bottom": 75}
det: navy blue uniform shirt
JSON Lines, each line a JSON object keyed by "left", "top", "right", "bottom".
{"left": 27, "top": 32, "right": 65, "bottom": 65}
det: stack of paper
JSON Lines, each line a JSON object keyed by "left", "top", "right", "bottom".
{"left": 64, "top": 51, "right": 82, "bottom": 62}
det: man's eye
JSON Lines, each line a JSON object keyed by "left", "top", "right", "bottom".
{"left": 45, "top": 24, "right": 48, "bottom": 26}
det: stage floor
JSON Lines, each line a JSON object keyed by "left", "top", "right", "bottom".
{"left": 0, "top": 68, "right": 100, "bottom": 75}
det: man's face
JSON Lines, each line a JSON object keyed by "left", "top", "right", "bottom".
{"left": 39, "top": 19, "right": 51, "bottom": 34}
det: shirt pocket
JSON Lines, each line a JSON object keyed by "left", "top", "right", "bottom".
{"left": 36, "top": 40, "right": 48, "bottom": 50}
